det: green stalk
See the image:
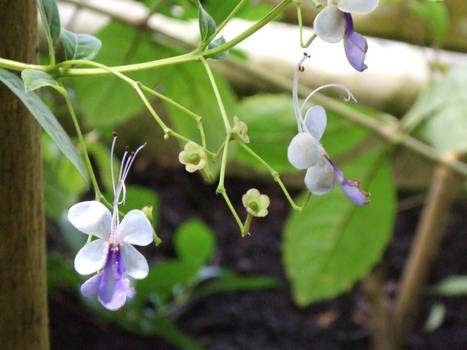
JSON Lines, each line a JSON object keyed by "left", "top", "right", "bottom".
{"left": 203, "top": 0, "right": 293, "bottom": 58}
{"left": 201, "top": 57, "right": 231, "bottom": 131}
{"left": 59, "top": 83, "right": 102, "bottom": 200}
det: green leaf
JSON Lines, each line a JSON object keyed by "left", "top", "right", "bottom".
{"left": 207, "top": 36, "right": 229, "bottom": 59}
{"left": 408, "top": 0, "right": 449, "bottom": 39}
{"left": 198, "top": 1, "right": 216, "bottom": 41}
{"left": 147, "top": 316, "right": 205, "bottom": 350}
{"left": 0, "top": 68, "right": 87, "bottom": 180}
{"left": 60, "top": 28, "right": 102, "bottom": 60}
{"left": 21, "top": 69, "right": 61, "bottom": 93}
{"left": 197, "top": 271, "right": 279, "bottom": 296}
{"left": 86, "top": 139, "right": 119, "bottom": 193}
{"left": 406, "top": 65, "right": 467, "bottom": 153}
{"left": 174, "top": 219, "right": 216, "bottom": 266}
{"left": 44, "top": 162, "right": 76, "bottom": 219}
{"left": 120, "top": 185, "right": 160, "bottom": 227}
{"left": 431, "top": 276, "right": 467, "bottom": 296}
{"left": 70, "top": 20, "right": 235, "bottom": 142}
{"left": 283, "top": 150, "right": 396, "bottom": 306}
{"left": 233, "top": 94, "right": 368, "bottom": 173}
{"left": 423, "top": 303, "right": 446, "bottom": 333}
{"left": 37, "top": 0, "right": 61, "bottom": 48}
{"left": 47, "top": 252, "right": 82, "bottom": 291}
{"left": 135, "top": 260, "right": 199, "bottom": 303}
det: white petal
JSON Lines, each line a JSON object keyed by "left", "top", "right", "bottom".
{"left": 121, "top": 243, "right": 149, "bottom": 279}
{"left": 304, "top": 156, "right": 335, "bottom": 195}
{"left": 118, "top": 210, "right": 153, "bottom": 246}
{"left": 74, "top": 239, "right": 109, "bottom": 275}
{"left": 304, "top": 106, "right": 327, "bottom": 140}
{"left": 288, "top": 133, "right": 320, "bottom": 170}
{"left": 67, "top": 201, "right": 111, "bottom": 239}
{"left": 337, "top": 0, "right": 378, "bottom": 14}
{"left": 314, "top": 6, "right": 345, "bottom": 43}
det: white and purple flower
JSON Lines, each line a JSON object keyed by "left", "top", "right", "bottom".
{"left": 68, "top": 135, "right": 153, "bottom": 310}
{"left": 288, "top": 54, "right": 370, "bottom": 205}
{"left": 313, "top": 0, "right": 379, "bottom": 71}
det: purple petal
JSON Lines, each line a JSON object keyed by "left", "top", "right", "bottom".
{"left": 327, "top": 157, "right": 370, "bottom": 206}
{"left": 96, "top": 247, "right": 134, "bottom": 311}
{"left": 80, "top": 274, "right": 102, "bottom": 297}
{"left": 343, "top": 14, "right": 368, "bottom": 72}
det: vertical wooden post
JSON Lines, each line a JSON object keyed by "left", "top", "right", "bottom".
{"left": 393, "top": 153, "right": 462, "bottom": 348}
{"left": 0, "top": 1, "right": 50, "bottom": 349}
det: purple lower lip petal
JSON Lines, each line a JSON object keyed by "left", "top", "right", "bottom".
{"left": 343, "top": 13, "right": 369, "bottom": 72}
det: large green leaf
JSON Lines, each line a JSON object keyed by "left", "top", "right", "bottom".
{"left": 233, "top": 94, "right": 368, "bottom": 173}
{"left": 135, "top": 260, "right": 199, "bottom": 303}
{"left": 408, "top": 0, "right": 449, "bottom": 39}
{"left": 283, "top": 150, "right": 396, "bottom": 306}
{"left": 139, "top": 0, "right": 272, "bottom": 23}
{"left": 174, "top": 219, "right": 216, "bottom": 266}
{"left": 404, "top": 65, "right": 467, "bottom": 153}
{"left": 0, "top": 68, "right": 87, "bottom": 180}
{"left": 37, "top": 0, "right": 61, "bottom": 48}
{"left": 70, "top": 21, "right": 233, "bottom": 151}
{"left": 60, "top": 28, "right": 102, "bottom": 60}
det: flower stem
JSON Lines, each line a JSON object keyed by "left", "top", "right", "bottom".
{"left": 201, "top": 57, "right": 231, "bottom": 131}
{"left": 236, "top": 140, "right": 309, "bottom": 211}
{"left": 242, "top": 213, "right": 253, "bottom": 237}
{"left": 203, "top": 0, "right": 250, "bottom": 48}
{"left": 203, "top": 0, "right": 293, "bottom": 59}
{"left": 59, "top": 83, "right": 102, "bottom": 200}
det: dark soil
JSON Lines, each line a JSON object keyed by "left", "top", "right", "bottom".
{"left": 49, "top": 163, "right": 467, "bottom": 350}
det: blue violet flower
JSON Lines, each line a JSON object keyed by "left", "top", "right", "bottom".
{"left": 287, "top": 54, "right": 370, "bottom": 205}
{"left": 68, "top": 135, "right": 153, "bottom": 310}
{"left": 313, "top": 0, "right": 378, "bottom": 71}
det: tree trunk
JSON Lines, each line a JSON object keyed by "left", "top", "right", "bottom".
{"left": 0, "top": 1, "right": 50, "bottom": 349}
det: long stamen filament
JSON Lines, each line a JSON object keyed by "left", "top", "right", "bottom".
{"left": 110, "top": 134, "right": 118, "bottom": 196}
{"left": 292, "top": 53, "right": 310, "bottom": 132}
{"left": 300, "top": 83, "right": 357, "bottom": 114}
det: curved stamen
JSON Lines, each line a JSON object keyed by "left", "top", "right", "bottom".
{"left": 293, "top": 53, "right": 310, "bottom": 132}
{"left": 121, "top": 143, "right": 147, "bottom": 184}
{"left": 110, "top": 133, "right": 118, "bottom": 196}
{"left": 300, "top": 83, "right": 357, "bottom": 115}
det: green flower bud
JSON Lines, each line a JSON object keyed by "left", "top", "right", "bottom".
{"left": 141, "top": 205, "right": 153, "bottom": 223}
{"left": 179, "top": 142, "right": 206, "bottom": 173}
{"left": 242, "top": 188, "right": 270, "bottom": 217}
{"left": 232, "top": 116, "right": 249, "bottom": 143}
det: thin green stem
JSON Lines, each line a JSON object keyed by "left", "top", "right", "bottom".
{"left": 201, "top": 57, "right": 231, "bottom": 131}
{"left": 242, "top": 213, "right": 253, "bottom": 237}
{"left": 216, "top": 134, "right": 231, "bottom": 193}
{"left": 2, "top": 0, "right": 292, "bottom": 77}
{"left": 60, "top": 83, "right": 102, "bottom": 200}
{"left": 215, "top": 134, "right": 244, "bottom": 232}
{"left": 221, "top": 190, "right": 244, "bottom": 233}
{"left": 203, "top": 0, "right": 250, "bottom": 47}
{"left": 0, "top": 58, "right": 45, "bottom": 72}
{"left": 237, "top": 140, "right": 309, "bottom": 211}
{"left": 56, "top": 52, "right": 200, "bottom": 77}
{"left": 203, "top": 0, "right": 293, "bottom": 58}
{"left": 141, "top": 85, "right": 202, "bottom": 123}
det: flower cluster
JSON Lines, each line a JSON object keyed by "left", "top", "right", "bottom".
{"left": 68, "top": 135, "right": 153, "bottom": 310}
{"left": 314, "top": 0, "right": 378, "bottom": 71}
{"left": 287, "top": 54, "right": 370, "bottom": 205}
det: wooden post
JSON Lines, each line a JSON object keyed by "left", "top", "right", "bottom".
{"left": 0, "top": 0, "right": 50, "bottom": 349}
